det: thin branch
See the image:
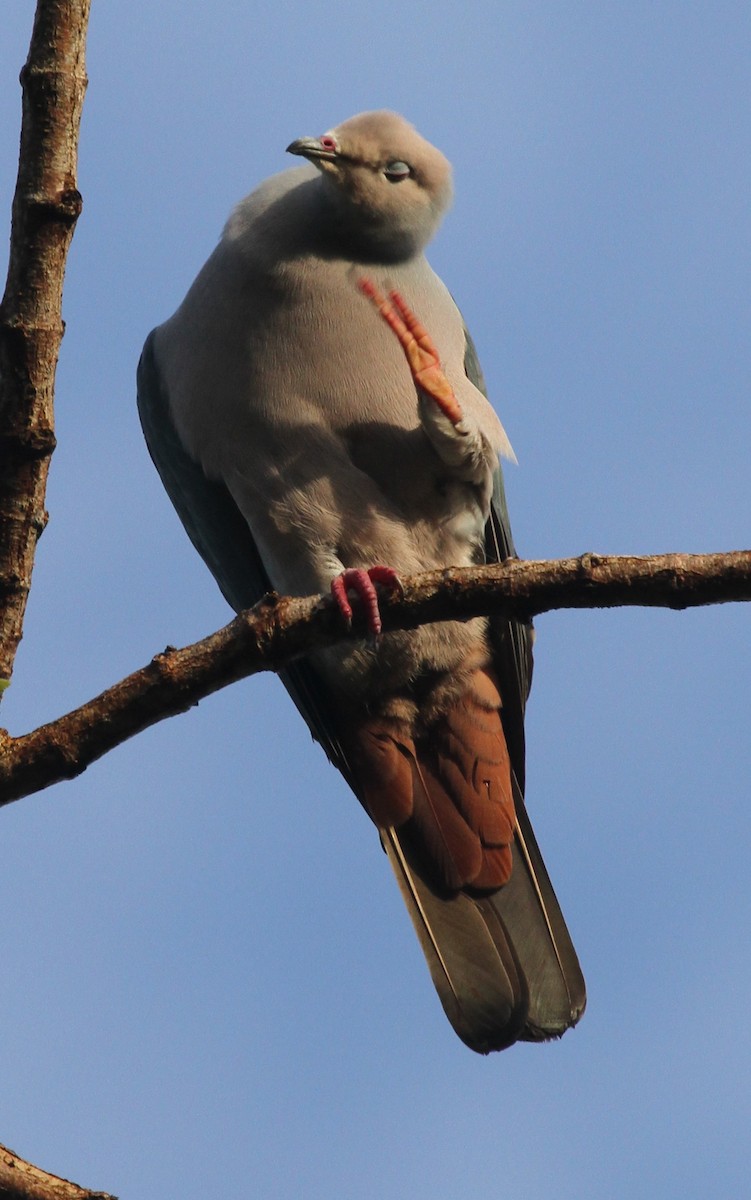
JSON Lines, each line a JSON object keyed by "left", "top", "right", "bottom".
{"left": 0, "top": 1141, "right": 113, "bottom": 1200}
{"left": 0, "top": 0, "right": 90, "bottom": 691}
{"left": 0, "top": 549, "right": 748, "bottom": 808}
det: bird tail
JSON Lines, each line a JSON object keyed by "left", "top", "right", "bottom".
{"left": 382, "top": 783, "right": 585, "bottom": 1054}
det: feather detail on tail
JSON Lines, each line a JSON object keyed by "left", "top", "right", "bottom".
{"left": 343, "top": 667, "right": 585, "bottom": 1053}
{"left": 382, "top": 827, "right": 529, "bottom": 1052}
{"left": 347, "top": 668, "right": 515, "bottom": 893}
{"left": 383, "top": 790, "right": 586, "bottom": 1053}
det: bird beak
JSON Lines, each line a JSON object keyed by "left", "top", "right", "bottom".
{"left": 286, "top": 135, "right": 339, "bottom": 163}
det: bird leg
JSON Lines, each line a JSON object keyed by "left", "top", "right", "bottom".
{"left": 358, "top": 276, "right": 494, "bottom": 493}
{"left": 358, "top": 278, "right": 463, "bottom": 425}
{"left": 330, "top": 565, "right": 402, "bottom": 637}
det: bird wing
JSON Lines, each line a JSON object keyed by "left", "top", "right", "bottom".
{"left": 137, "top": 328, "right": 361, "bottom": 780}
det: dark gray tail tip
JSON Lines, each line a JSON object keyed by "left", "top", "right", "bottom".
{"left": 458, "top": 997, "right": 587, "bottom": 1055}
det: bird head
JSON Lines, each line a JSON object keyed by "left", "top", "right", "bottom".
{"left": 287, "top": 110, "right": 453, "bottom": 261}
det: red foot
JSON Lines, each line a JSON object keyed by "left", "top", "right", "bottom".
{"left": 358, "top": 277, "right": 463, "bottom": 424}
{"left": 331, "top": 566, "right": 402, "bottom": 637}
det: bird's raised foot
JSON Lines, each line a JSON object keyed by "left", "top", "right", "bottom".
{"left": 358, "top": 277, "right": 464, "bottom": 425}
{"left": 330, "top": 565, "right": 402, "bottom": 637}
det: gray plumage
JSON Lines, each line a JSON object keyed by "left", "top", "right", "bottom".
{"left": 138, "top": 110, "right": 585, "bottom": 1052}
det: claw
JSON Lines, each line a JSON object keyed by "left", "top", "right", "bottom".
{"left": 365, "top": 564, "right": 403, "bottom": 595}
{"left": 358, "top": 277, "right": 463, "bottom": 425}
{"left": 330, "top": 565, "right": 402, "bottom": 637}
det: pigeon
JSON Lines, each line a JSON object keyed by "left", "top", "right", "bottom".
{"left": 138, "top": 110, "right": 585, "bottom": 1052}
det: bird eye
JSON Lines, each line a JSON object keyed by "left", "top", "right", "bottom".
{"left": 384, "top": 160, "right": 411, "bottom": 181}
{"left": 320, "top": 133, "right": 339, "bottom": 153}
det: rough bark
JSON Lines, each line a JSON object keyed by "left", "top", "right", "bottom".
{"left": 1, "top": 549, "right": 749, "bottom": 809}
{"left": 0, "top": 1141, "right": 113, "bottom": 1200}
{"left": 0, "top": 0, "right": 89, "bottom": 691}
{"left": 0, "top": 8, "right": 99, "bottom": 1199}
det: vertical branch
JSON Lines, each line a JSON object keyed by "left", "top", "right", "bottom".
{"left": 0, "top": 0, "right": 91, "bottom": 693}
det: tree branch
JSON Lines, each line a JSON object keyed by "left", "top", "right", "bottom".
{"left": 0, "top": 1141, "right": 113, "bottom": 1200}
{"left": 1, "top": 549, "right": 748, "bottom": 808}
{"left": 0, "top": 0, "right": 90, "bottom": 692}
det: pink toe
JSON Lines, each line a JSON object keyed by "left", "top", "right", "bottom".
{"left": 331, "top": 574, "right": 354, "bottom": 624}
{"left": 331, "top": 568, "right": 384, "bottom": 636}
{"left": 367, "top": 565, "right": 403, "bottom": 595}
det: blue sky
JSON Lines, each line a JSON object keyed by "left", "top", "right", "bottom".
{"left": 1, "top": 3, "right": 749, "bottom": 1197}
